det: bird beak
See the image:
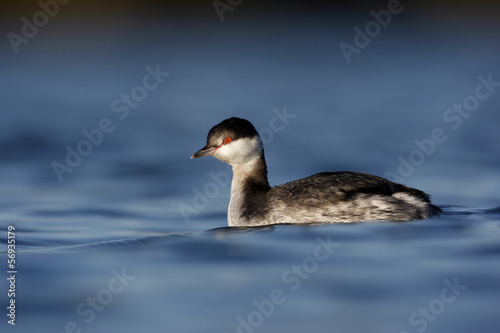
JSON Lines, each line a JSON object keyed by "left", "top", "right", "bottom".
{"left": 191, "top": 145, "right": 218, "bottom": 159}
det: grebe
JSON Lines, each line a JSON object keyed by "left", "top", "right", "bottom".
{"left": 191, "top": 117, "right": 441, "bottom": 226}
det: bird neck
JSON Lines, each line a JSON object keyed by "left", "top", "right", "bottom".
{"left": 230, "top": 151, "right": 270, "bottom": 195}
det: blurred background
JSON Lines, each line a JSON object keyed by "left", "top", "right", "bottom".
{"left": 1, "top": 1, "right": 499, "bottom": 332}
{"left": 1, "top": 0, "right": 499, "bottom": 210}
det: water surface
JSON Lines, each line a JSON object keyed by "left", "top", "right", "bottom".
{"left": 1, "top": 5, "right": 499, "bottom": 333}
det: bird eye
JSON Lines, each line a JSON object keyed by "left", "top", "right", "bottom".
{"left": 223, "top": 137, "right": 232, "bottom": 144}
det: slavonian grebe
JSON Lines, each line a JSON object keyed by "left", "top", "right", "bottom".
{"left": 191, "top": 117, "right": 441, "bottom": 227}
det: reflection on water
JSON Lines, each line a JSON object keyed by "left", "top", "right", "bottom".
{"left": 2, "top": 207, "right": 500, "bottom": 332}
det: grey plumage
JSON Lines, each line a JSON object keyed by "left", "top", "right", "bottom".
{"left": 236, "top": 171, "right": 441, "bottom": 226}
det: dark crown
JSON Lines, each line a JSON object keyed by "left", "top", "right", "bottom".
{"left": 207, "top": 117, "right": 259, "bottom": 146}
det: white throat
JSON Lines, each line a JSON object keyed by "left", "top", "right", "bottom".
{"left": 227, "top": 156, "right": 263, "bottom": 226}
{"left": 213, "top": 136, "right": 263, "bottom": 164}
{"left": 211, "top": 135, "right": 268, "bottom": 226}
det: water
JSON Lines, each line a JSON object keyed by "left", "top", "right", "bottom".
{"left": 1, "top": 4, "right": 500, "bottom": 333}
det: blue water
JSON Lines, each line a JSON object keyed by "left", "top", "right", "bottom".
{"left": 1, "top": 5, "right": 500, "bottom": 333}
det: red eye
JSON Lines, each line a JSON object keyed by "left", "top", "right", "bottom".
{"left": 223, "top": 137, "right": 232, "bottom": 144}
